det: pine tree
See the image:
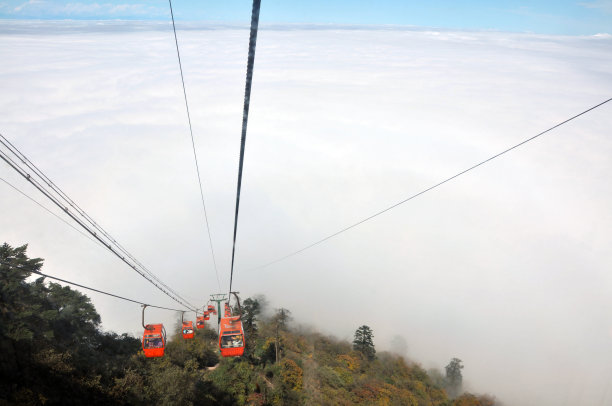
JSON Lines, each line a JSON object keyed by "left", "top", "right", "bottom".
{"left": 242, "top": 297, "right": 261, "bottom": 335}
{"left": 273, "top": 308, "right": 291, "bottom": 363}
{"left": 242, "top": 297, "right": 261, "bottom": 357}
{"left": 445, "top": 357, "right": 464, "bottom": 397}
{"left": 353, "top": 325, "right": 376, "bottom": 360}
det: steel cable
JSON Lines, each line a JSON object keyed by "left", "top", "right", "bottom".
{"left": 247, "top": 97, "right": 612, "bottom": 272}
{"left": 228, "top": 0, "right": 262, "bottom": 296}
{"left": 167, "top": 0, "right": 221, "bottom": 291}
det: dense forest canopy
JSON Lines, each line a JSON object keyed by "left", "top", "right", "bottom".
{"left": 0, "top": 243, "right": 499, "bottom": 405}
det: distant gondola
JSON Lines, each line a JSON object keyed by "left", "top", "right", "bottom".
{"left": 182, "top": 320, "right": 195, "bottom": 339}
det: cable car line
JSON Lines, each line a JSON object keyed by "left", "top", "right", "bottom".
{"left": 0, "top": 135, "right": 195, "bottom": 310}
{"left": 0, "top": 176, "right": 102, "bottom": 248}
{"left": 245, "top": 97, "right": 612, "bottom": 272}
{"left": 228, "top": 0, "right": 261, "bottom": 296}
{"left": 0, "top": 135, "right": 197, "bottom": 311}
{"left": 0, "top": 135, "right": 188, "bottom": 307}
{"left": 0, "top": 261, "right": 187, "bottom": 312}
{"left": 167, "top": 0, "right": 221, "bottom": 292}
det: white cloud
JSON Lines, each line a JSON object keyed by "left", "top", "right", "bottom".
{"left": 8, "top": 1, "right": 166, "bottom": 18}
{"left": 580, "top": 0, "right": 612, "bottom": 13}
{"left": 63, "top": 2, "right": 153, "bottom": 16}
{"left": 63, "top": 2, "right": 102, "bottom": 14}
{"left": 1, "top": 22, "right": 612, "bottom": 405}
{"left": 13, "top": 0, "right": 44, "bottom": 12}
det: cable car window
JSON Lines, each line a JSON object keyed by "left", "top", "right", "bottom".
{"left": 144, "top": 336, "right": 163, "bottom": 349}
{"left": 221, "top": 334, "right": 244, "bottom": 348}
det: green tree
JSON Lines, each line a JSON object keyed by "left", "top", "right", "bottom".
{"left": 445, "top": 357, "right": 464, "bottom": 398}
{"left": 273, "top": 308, "right": 291, "bottom": 363}
{"left": 278, "top": 358, "right": 304, "bottom": 404}
{"left": 0, "top": 243, "right": 141, "bottom": 405}
{"left": 353, "top": 325, "right": 376, "bottom": 360}
{"left": 273, "top": 308, "right": 291, "bottom": 330}
{"left": 242, "top": 297, "right": 261, "bottom": 334}
{"left": 242, "top": 297, "right": 261, "bottom": 358}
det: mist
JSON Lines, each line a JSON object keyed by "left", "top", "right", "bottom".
{"left": 1, "top": 21, "right": 611, "bottom": 405}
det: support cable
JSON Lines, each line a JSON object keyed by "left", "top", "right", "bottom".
{"left": 0, "top": 135, "right": 192, "bottom": 308}
{"left": 247, "top": 97, "right": 612, "bottom": 272}
{"left": 0, "top": 260, "right": 186, "bottom": 312}
{"left": 167, "top": 0, "right": 221, "bottom": 291}
{"left": 229, "top": 0, "right": 261, "bottom": 296}
{"left": 0, "top": 137, "right": 197, "bottom": 311}
{"left": 0, "top": 177, "right": 102, "bottom": 248}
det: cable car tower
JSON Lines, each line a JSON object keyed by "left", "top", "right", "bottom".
{"left": 209, "top": 293, "right": 227, "bottom": 331}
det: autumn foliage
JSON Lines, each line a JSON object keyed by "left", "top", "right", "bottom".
{"left": 0, "top": 243, "right": 500, "bottom": 405}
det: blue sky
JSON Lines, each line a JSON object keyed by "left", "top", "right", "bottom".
{"left": 1, "top": 0, "right": 611, "bottom": 34}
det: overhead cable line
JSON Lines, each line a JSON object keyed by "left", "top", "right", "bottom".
{"left": 229, "top": 0, "right": 262, "bottom": 296}
{"left": 167, "top": 0, "right": 221, "bottom": 291}
{"left": 0, "top": 135, "right": 192, "bottom": 309}
{"left": 0, "top": 261, "right": 187, "bottom": 312}
{"left": 247, "top": 97, "right": 612, "bottom": 272}
{"left": 0, "top": 134, "right": 197, "bottom": 311}
{"left": 0, "top": 177, "right": 102, "bottom": 248}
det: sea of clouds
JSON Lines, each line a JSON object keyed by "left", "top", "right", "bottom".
{"left": 1, "top": 20, "right": 611, "bottom": 405}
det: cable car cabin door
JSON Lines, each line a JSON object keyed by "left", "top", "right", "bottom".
{"left": 219, "top": 316, "right": 245, "bottom": 357}
{"left": 182, "top": 321, "right": 195, "bottom": 339}
{"left": 142, "top": 324, "right": 166, "bottom": 358}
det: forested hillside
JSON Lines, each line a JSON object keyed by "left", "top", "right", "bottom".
{"left": 1, "top": 243, "right": 498, "bottom": 405}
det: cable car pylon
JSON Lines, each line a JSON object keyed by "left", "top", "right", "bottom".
{"left": 209, "top": 293, "right": 228, "bottom": 332}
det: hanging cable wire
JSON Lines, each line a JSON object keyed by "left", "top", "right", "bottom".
{"left": 0, "top": 177, "right": 102, "bottom": 248}
{"left": 0, "top": 135, "right": 193, "bottom": 309}
{"left": 228, "top": 0, "right": 262, "bottom": 296}
{"left": 167, "top": 0, "right": 221, "bottom": 291}
{"left": 0, "top": 260, "right": 187, "bottom": 312}
{"left": 246, "top": 97, "right": 612, "bottom": 272}
{"left": 0, "top": 135, "right": 197, "bottom": 311}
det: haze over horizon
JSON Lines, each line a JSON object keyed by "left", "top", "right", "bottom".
{"left": 1, "top": 12, "right": 612, "bottom": 406}
{"left": 1, "top": 0, "right": 612, "bottom": 35}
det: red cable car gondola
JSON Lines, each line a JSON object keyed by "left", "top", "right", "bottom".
{"left": 181, "top": 312, "right": 195, "bottom": 339}
{"left": 207, "top": 304, "right": 216, "bottom": 315}
{"left": 219, "top": 293, "right": 245, "bottom": 357}
{"left": 203, "top": 310, "right": 210, "bottom": 321}
{"left": 141, "top": 305, "right": 166, "bottom": 358}
{"left": 196, "top": 315, "right": 205, "bottom": 329}
{"left": 182, "top": 321, "right": 195, "bottom": 339}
